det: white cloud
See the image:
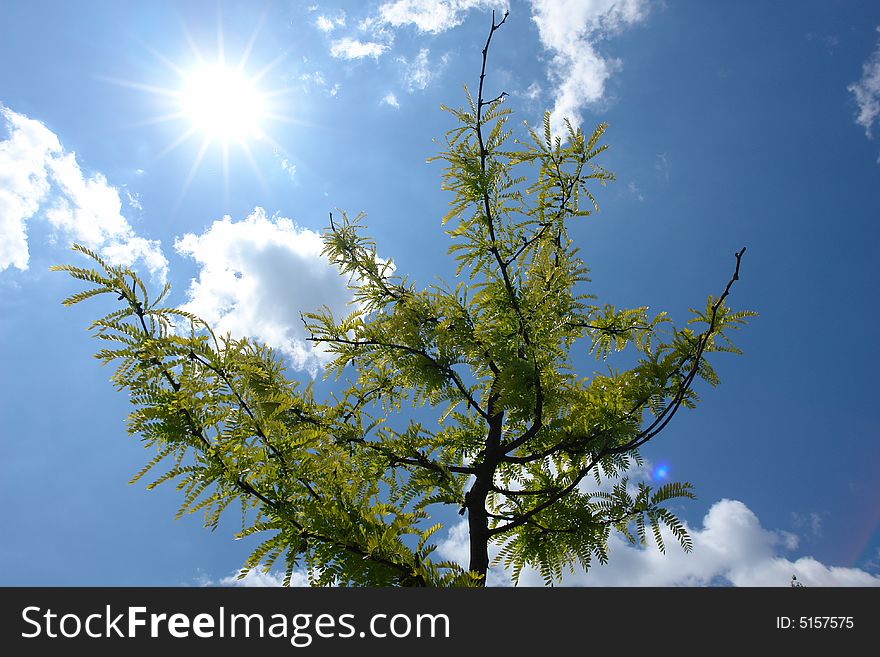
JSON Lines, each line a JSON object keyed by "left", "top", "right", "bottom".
{"left": 438, "top": 499, "right": 880, "bottom": 587}
{"left": 628, "top": 180, "right": 644, "bottom": 201}
{"left": 174, "top": 208, "right": 355, "bottom": 376}
{"left": 529, "top": 0, "right": 649, "bottom": 132}
{"left": 436, "top": 520, "right": 511, "bottom": 586}
{"left": 299, "top": 71, "right": 341, "bottom": 97}
{"left": 217, "top": 568, "right": 310, "bottom": 587}
{"left": 655, "top": 151, "right": 669, "bottom": 181}
{"left": 522, "top": 81, "right": 542, "bottom": 101}
{"left": 316, "top": 16, "right": 334, "bottom": 32}
{"left": 0, "top": 104, "right": 167, "bottom": 280}
{"left": 791, "top": 511, "right": 824, "bottom": 538}
{"left": 0, "top": 106, "right": 57, "bottom": 272}
{"left": 315, "top": 11, "right": 346, "bottom": 33}
{"left": 399, "top": 48, "right": 449, "bottom": 92}
{"left": 281, "top": 159, "right": 297, "bottom": 179}
{"left": 300, "top": 70, "right": 326, "bottom": 86}
{"left": 100, "top": 236, "right": 170, "bottom": 280}
{"left": 382, "top": 92, "right": 401, "bottom": 109}
{"left": 330, "top": 37, "right": 388, "bottom": 60}
{"left": 378, "top": 0, "right": 508, "bottom": 35}
{"left": 125, "top": 189, "right": 142, "bottom": 211}
{"left": 46, "top": 154, "right": 134, "bottom": 244}
{"left": 848, "top": 26, "right": 880, "bottom": 139}
{"left": 273, "top": 148, "right": 297, "bottom": 180}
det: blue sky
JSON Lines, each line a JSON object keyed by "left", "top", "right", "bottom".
{"left": 1, "top": 0, "right": 879, "bottom": 587}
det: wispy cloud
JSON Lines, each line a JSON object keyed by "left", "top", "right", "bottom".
{"left": 173, "top": 208, "right": 355, "bottom": 376}
{"left": 125, "top": 189, "right": 142, "bottom": 211}
{"left": 848, "top": 26, "right": 880, "bottom": 139}
{"left": 790, "top": 511, "right": 824, "bottom": 538}
{"left": 330, "top": 37, "right": 388, "bottom": 60}
{"left": 315, "top": 10, "right": 346, "bottom": 33}
{"left": 377, "top": 0, "right": 508, "bottom": 35}
{"left": 628, "top": 180, "right": 645, "bottom": 202}
{"left": 280, "top": 158, "right": 297, "bottom": 179}
{"left": 299, "top": 71, "right": 340, "bottom": 97}
{"left": 529, "top": 0, "right": 650, "bottom": 132}
{"left": 0, "top": 104, "right": 167, "bottom": 280}
{"left": 655, "top": 152, "right": 670, "bottom": 181}
{"left": 521, "top": 81, "right": 542, "bottom": 101}
{"left": 399, "top": 48, "right": 449, "bottom": 91}
{"left": 273, "top": 148, "right": 297, "bottom": 180}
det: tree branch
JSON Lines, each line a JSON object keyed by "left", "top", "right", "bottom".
{"left": 605, "top": 247, "right": 746, "bottom": 455}
{"left": 309, "top": 334, "right": 490, "bottom": 421}
{"left": 490, "top": 248, "right": 747, "bottom": 535}
{"left": 129, "top": 297, "right": 428, "bottom": 586}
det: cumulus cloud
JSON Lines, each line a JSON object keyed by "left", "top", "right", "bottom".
{"left": 848, "top": 26, "right": 880, "bottom": 139}
{"left": 437, "top": 499, "right": 880, "bottom": 587}
{"left": 529, "top": 0, "right": 649, "bottom": 132}
{"left": 198, "top": 498, "right": 879, "bottom": 588}
{"left": 330, "top": 37, "right": 388, "bottom": 60}
{"left": 377, "top": 0, "right": 508, "bottom": 34}
{"left": 0, "top": 104, "right": 167, "bottom": 279}
{"left": 195, "top": 497, "right": 879, "bottom": 587}
{"left": 174, "top": 208, "right": 355, "bottom": 376}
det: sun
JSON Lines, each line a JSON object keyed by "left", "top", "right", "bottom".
{"left": 101, "top": 12, "right": 301, "bottom": 207}
{"left": 179, "top": 64, "right": 267, "bottom": 143}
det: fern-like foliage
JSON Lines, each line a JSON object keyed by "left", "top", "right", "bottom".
{"left": 54, "top": 11, "right": 753, "bottom": 587}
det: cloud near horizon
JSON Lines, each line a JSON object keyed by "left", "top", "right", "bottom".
{"left": 438, "top": 498, "right": 880, "bottom": 587}
{"left": 204, "top": 499, "right": 880, "bottom": 587}
{"left": 0, "top": 104, "right": 167, "bottom": 280}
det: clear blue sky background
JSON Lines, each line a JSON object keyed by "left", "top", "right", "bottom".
{"left": 1, "top": 0, "right": 879, "bottom": 586}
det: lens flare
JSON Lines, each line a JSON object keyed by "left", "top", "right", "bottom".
{"left": 652, "top": 462, "right": 670, "bottom": 481}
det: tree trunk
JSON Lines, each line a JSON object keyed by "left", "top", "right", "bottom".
{"left": 467, "top": 397, "right": 504, "bottom": 584}
{"left": 467, "top": 480, "right": 491, "bottom": 582}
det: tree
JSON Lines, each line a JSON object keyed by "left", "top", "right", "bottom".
{"left": 53, "top": 12, "right": 754, "bottom": 587}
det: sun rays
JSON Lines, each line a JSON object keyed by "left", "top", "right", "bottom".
{"left": 108, "top": 11, "right": 300, "bottom": 207}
